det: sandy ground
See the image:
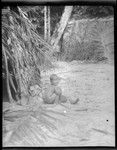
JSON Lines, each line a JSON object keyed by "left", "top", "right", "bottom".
{"left": 41, "top": 61, "right": 115, "bottom": 146}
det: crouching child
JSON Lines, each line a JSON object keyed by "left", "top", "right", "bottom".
{"left": 42, "top": 74, "right": 67, "bottom": 104}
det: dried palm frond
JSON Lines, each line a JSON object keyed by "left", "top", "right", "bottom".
{"left": 2, "top": 6, "right": 55, "bottom": 101}
{"left": 3, "top": 103, "right": 67, "bottom": 146}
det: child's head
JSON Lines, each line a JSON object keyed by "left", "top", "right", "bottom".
{"left": 50, "top": 74, "right": 61, "bottom": 86}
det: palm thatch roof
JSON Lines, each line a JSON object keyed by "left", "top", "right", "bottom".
{"left": 2, "top": 6, "right": 55, "bottom": 101}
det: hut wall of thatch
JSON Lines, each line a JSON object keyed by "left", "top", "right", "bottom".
{"left": 61, "top": 17, "right": 114, "bottom": 63}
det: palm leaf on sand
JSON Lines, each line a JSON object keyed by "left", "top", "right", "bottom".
{"left": 3, "top": 102, "right": 68, "bottom": 146}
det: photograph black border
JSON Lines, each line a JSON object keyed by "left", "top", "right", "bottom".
{"left": 1, "top": 0, "right": 116, "bottom": 150}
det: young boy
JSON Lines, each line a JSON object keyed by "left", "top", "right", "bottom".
{"left": 42, "top": 74, "right": 67, "bottom": 104}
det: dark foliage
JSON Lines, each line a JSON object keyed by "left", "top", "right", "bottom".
{"left": 72, "top": 6, "right": 114, "bottom": 19}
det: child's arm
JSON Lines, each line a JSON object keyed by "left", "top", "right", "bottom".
{"left": 42, "top": 86, "right": 57, "bottom": 104}
{"left": 54, "top": 86, "right": 62, "bottom": 96}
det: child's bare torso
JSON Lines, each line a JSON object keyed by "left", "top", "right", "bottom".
{"left": 44, "top": 85, "right": 61, "bottom": 97}
{"left": 42, "top": 84, "right": 64, "bottom": 104}
{"left": 44, "top": 85, "right": 55, "bottom": 97}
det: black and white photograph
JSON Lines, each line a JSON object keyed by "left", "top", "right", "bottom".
{"left": 2, "top": 0, "right": 115, "bottom": 147}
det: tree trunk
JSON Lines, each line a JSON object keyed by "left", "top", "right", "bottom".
{"left": 51, "top": 6, "right": 73, "bottom": 52}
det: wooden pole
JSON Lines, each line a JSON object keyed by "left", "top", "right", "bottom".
{"left": 47, "top": 6, "right": 50, "bottom": 43}
{"left": 44, "top": 6, "right": 47, "bottom": 41}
